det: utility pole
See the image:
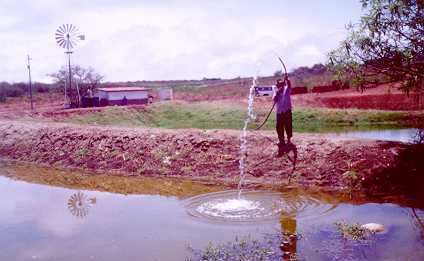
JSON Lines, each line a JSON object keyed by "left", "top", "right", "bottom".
{"left": 27, "top": 55, "right": 34, "bottom": 111}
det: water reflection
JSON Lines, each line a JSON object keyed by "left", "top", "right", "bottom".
{"left": 0, "top": 170, "right": 423, "bottom": 260}
{"left": 280, "top": 215, "right": 298, "bottom": 260}
{"left": 67, "top": 192, "right": 96, "bottom": 218}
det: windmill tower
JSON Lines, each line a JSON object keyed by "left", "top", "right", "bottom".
{"left": 55, "top": 24, "right": 85, "bottom": 107}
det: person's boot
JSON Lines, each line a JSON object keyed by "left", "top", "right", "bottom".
{"left": 276, "top": 140, "right": 285, "bottom": 158}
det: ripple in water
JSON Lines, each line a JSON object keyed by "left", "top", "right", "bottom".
{"left": 185, "top": 190, "right": 336, "bottom": 222}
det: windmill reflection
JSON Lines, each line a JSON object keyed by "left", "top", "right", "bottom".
{"left": 280, "top": 215, "right": 298, "bottom": 260}
{"left": 67, "top": 191, "right": 96, "bottom": 218}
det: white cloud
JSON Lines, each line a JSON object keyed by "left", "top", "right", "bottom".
{"left": 0, "top": 0, "right": 363, "bottom": 82}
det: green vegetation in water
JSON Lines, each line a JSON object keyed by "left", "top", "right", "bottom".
{"left": 188, "top": 234, "right": 285, "bottom": 261}
{"left": 335, "top": 221, "right": 368, "bottom": 240}
{"left": 57, "top": 101, "right": 423, "bottom": 132}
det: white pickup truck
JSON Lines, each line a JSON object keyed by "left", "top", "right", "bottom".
{"left": 254, "top": 86, "right": 275, "bottom": 97}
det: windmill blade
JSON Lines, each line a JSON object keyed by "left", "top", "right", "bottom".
{"left": 55, "top": 35, "right": 65, "bottom": 41}
{"left": 55, "top": 38, "right": 65, "bottom": 45}
{"left": 70, "top": 24, "right": 77, "bottom": 33}
{"left": 55, "top": 24, "right": 83, "bottom": 50}
{"left": 57, "top": 39, "right": 65, "bottom": 47}
{"left": 60, "top": 24, "right": 67, "bottom": 33}
{"left": 56, "top": 26, "right": 65, "bottom": 34}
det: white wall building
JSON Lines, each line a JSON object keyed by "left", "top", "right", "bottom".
{"left": 95, "top": 87, "right": 150, "bottom": 106}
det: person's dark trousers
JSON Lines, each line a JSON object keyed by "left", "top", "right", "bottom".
{"left": 276, "top": 110, "right": 293, "bottom": 145}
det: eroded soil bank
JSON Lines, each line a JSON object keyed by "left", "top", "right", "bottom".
{"left": 0, "top": 120, "right": 415, "bottom": 195}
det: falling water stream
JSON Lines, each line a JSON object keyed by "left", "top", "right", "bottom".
{"left": 184, "top": 75, "right": 291, "bottom": 222}
{"left": 237, "top": 75, "right": 257, "bottom": 198}
{"left": 184, "top": 75, "right": 290, "bottom": 222}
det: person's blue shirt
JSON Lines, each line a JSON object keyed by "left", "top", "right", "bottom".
{"left": 273, "top": 84, "right": 292, "bottom": 113}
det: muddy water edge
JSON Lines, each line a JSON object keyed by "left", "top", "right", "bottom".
{"left": 1, "top": 120, "right": 420, "bottom": 196}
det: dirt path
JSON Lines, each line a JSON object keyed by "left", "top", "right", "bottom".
{"left": 0, "top": 120, "right": 407, "bottom": 193}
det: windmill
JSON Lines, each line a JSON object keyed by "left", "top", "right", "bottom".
{"left": 55, "top": 24, "right": 85, "bottom": 107}
{"left": 67, "top": 191, "right": 96, "bottom": 218}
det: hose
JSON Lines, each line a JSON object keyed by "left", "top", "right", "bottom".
{"left": 254, "top": 101, "right": 276, "bottom": 130}
{"left": 254, "top": 56, "right": 288, "bottom": 131}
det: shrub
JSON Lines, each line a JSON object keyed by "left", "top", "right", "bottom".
{"left": 335, "top": 221, "right": 368, "bottom": 240}
{"left": 0, "top": 82, "right": 26, "bottom": 97}
{"left": 188, "top": 234, "right": 285, "bottom": 261}
{"left": 34, "top": 84, "right": 50, "bottom": 93}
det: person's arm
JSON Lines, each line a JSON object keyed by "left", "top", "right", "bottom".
{"left": 285, "top": 76, "right": 291, "bottom": 89}
{"left": 273, "top": 86, "right": 282, "bottom": 102}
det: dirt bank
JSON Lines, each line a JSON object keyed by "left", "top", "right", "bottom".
{"left": 0, "top": 120, "right": 408, "bottom": 193}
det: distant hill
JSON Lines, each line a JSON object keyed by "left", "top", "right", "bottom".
{"left": 103, "top": 63, "right": 333, "bottom": 90}
{"left": 0, "top": 64, "right": 333, "bottom": 102}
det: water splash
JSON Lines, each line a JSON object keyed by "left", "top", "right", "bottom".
{"left": 185, "top": 190, "right": 336, "bottom": 222}
{"left": 196, "top": 198, "right": 263, "bottom": 220}
{"left": 237, "top": 76, "right": 257, "bottom": 198}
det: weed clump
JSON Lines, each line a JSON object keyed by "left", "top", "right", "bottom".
{"left": 188, "top": 234, "right": 286, "bottom": 261}
{"left": 335, "top": 221, "right": 368, "bottom": 240}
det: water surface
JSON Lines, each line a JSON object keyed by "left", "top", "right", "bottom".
{"left": 1, "top": 167, "right": 423, "bottom": 260}
{"left": 330, "top": 128, "right": 419, "bottom": 143}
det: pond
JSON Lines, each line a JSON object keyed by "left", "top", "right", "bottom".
{"left": 330, "top": 128, "right": 420, "bottom": 143}
{"left": 1, "top": 165, "right": 423, "bottom": 261}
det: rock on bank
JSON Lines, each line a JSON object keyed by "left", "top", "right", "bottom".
{"left": 0, "top": 120, "right": 405, "bottom": 192}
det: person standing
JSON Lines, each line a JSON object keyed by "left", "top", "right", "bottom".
{"left": 273, "top": 76, "right": 293, "bottom": 157}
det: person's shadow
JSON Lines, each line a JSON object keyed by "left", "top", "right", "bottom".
{"left": 279, "top": 143, "right": 297, "bottom": 166}
{"left": 249, "top": 141, "right": 298, "bottom": 178}
{"left": 279, "top": 143, "right": 298, "bottom": 171}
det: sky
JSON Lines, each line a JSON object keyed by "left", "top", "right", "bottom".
{"left": 0, "top": 0, "right": 364, "bottom": 83}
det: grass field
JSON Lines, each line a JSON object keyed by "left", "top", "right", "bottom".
{"left": 56, "top": 101, "right": 424, "bottom": 132}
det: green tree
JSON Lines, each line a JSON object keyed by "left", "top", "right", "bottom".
{"left": 49, "top": 65, "right": 104, "bottom": 106}
{"left": 328, "top": 0, "right": 423, "bottom": 96}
